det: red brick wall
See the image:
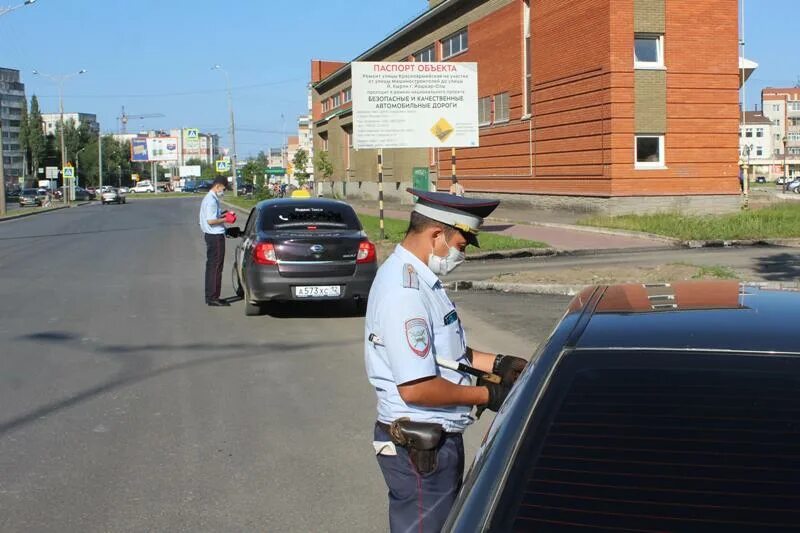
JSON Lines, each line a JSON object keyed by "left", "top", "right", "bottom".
{"left": 311, "top": 60, "right": 346, "bottom": 121}
{"left": 609, "top": 0, "right": 740, "bottom": 196}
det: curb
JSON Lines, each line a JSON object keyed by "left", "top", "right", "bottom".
{"left": 683, "top": 238, "right": 800, "bottom": 249}
{"left": 448, "top": 280, "right": 584, "bottom": 296}
{"left": 0, "top": 205, "right": 70, "bottom": 223}
{"left": 449, "top": 279, "right": 800, "bottom": 296}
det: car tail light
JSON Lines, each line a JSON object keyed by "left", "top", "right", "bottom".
{"left": 356, "top": 240, "right": 377, "bottom": 264}
{"left": 253, "top": 242, "right": 277, "bottom": 265}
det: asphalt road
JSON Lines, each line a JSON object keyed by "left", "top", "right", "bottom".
{"left": 0, "top": 198, "right": 567, "bottom": 532}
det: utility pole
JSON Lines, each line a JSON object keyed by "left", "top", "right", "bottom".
{"left": 32, "top": 69, "right": 87, "bottom": 205}
{"left": 0, "top": 116, "right": 5, "bottom": 216}
{"left": 212, "top": 65, "right": 238, "bottom": 196}
{"left": 98, "top": 132, "right": 103, "bottom": 192}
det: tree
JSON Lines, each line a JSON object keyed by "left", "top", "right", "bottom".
{"left": 18, "top": 99, "right": 29, "bottom": 175}
{"left": 314, "top": 150, "right": 334, "bottom": 180}
{"left": 292, "top": 148, "right": 309, "bottom": 183}
{"left": 241, "top": 158, "right": 266, "bottom": 185}
{"left": 27, "top": 95, "right": 47, "bottom": 178}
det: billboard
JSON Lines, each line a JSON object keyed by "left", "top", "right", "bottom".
{"left": 183, "top": 128, "right": 200, "bottom": 156}
{"left": 351, "top": 61, "right": 479, "bottom": 149}
{"left": 130, "top": 137, "right": 180, "bottom": 162}
{"left": 179, "top": 165, "right": 201, "bottom": 178}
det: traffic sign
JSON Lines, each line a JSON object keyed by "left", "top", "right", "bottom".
{"left": 63, "top": 167, "right": 75, "bottom": 179}
{"left": 216, "top": 160, "right": 231, "bottom": 173}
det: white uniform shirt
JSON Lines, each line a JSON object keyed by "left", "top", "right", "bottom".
{"left": 199, "top": 191, "right": 224, "bottom": 235}
{"left": 365, "top": 245, "right": 474, "bottom": 433}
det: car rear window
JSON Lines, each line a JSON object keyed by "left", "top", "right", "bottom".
{"left": 259, "top": 203, "right": 362, "bottom": 231}
{"left": 493, "top": 350, "right": 800, "bottom": 531}
{"left": 22, "top": 189, "right": 37, "bottom": 195}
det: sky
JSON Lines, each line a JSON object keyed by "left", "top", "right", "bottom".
{"left": 0, "top": 0, "right": 425, "bottom": 157}
{"left": 0, "top": 0, "right": 795, "bottom": 157}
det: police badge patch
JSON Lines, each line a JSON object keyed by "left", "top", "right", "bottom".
{"left": 405, "top": 318, "right": 431, "bottom": 358}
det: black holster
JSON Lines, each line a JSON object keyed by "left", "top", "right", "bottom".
{"left": 389, "top": 418, "right": 444, "bottom": 475}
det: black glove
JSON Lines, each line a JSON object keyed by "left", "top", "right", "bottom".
{"left": 481, "top": 378, "right": 511, "bottom": 413}
{"left": 493, "top": 354, "right": 528, "bottom": 385}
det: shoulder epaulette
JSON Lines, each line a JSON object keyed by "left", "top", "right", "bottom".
{"left": 402, "top": 263, "right": 419, "bottom": 290}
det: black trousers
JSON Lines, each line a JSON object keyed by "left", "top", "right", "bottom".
{"left": 204, "top": 233, "right": 225, "bottom": 302}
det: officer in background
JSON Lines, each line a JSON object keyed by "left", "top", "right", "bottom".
{"left": 199, "top": 176, "right": 236, "bottom": 307}
{"left": 365, "top": 188, "right": 528, "bottom": 532}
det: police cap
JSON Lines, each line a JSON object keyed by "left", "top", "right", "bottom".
{"left": 407, "top": 188, "right": 500, "bottom": 247}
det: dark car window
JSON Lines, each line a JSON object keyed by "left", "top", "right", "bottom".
{"left": 259, "top": 203, "right": 361, "bottom": 231}
{"left": 491, "top": 350, "right": 800, "bottom": 532}
{"left": 244, "top": 208, "right": 257, "bottom": 236}
{"left": 22, "top": 188, "right": 37, "bottom": 195}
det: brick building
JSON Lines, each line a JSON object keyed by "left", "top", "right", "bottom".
{"left": 311, "top": 0, "right": 741, "bottom": 213}
{"left": 762, "top": 87, "right": 800, "bottom": 179}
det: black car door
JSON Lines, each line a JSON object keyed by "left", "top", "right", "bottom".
{"left": 237, "top": 208, "right": 258, "bottom": 287}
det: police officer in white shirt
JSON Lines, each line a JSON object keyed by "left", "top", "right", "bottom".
{"left": 199, "top": 176, "right": 234, "bottom": 307}
{"left": 365, "top": 188, "right": 528, "bottom": 532}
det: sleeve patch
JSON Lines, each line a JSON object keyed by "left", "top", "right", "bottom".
{"left": 405, "top": 318, "right": 431, "bottom": 358}
{"left": 402, "top": 264, "right": 419, "bottom": 290}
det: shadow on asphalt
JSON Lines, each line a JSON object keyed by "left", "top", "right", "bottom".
{"left": 753, "top": 252, "right": 800, "bottom": 281}
{"left": 0, "top": 223, "right": 194, "bottom": 241}
{"left": 257, "top": 300, "right": 366, "bottom": 319}
{"left": 3, "top": 333, "right": 352, "bottom": 437}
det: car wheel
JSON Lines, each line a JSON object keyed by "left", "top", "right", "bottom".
{"left": 245, "top": 300, "right": 263, "bottom": 316}
{"left": 232, "top": 265, "right": 244, "bottom": 298}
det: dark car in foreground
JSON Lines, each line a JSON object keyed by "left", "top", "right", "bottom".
{"left": 18, "top": 188, "right": 41, "bottom": 207}
{"left": 231, "top": 198, "right": 378, "bottom": 316}
{"left": 445, "top": 281, "right": 800, "bottom": 532}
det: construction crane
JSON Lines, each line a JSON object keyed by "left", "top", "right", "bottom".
{"left": 117, "top": 106, "right": 165, "bottom": 134}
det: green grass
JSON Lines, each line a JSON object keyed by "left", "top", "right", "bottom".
{"left": 691, "top": 265, "right": 738, "bottom": 280}
{"left": 222, "top": 197, "right": 547, "bottom": 252}
{"left": 580, "top": 203, "right": 800, "bottom": 240}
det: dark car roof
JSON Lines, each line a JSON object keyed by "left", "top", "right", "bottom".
{"left": 254, "top": 197, "right": 352, "bottom": 210}
{"left": 571, "top": 281, "right": 800, "bottom": 354}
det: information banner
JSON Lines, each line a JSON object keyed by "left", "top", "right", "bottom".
{"left": 179, "top": 165, "right": 201, "bottom": 178}
{"left": 130, "top": 137, "right": 179, "bottom": 162}
{"left": 183, "top": 128, "right": 200, "bottom": 156}
{"left": 351, "top": 61, "right": 478, "bottom": 149}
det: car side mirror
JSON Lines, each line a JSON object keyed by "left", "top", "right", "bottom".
{"left": 225, "top": 226, "right": 243, "bottom": 239}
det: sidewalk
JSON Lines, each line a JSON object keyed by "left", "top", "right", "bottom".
{"left": 348, "top": 199, "right": 671, "bottom": 252}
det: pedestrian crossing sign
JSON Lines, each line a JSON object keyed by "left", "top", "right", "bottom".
{"left": 63, "top": 166, "right": 75, "bottom": 179}
{"left": 216, "top": 160, "right": 231, "bottom": 173}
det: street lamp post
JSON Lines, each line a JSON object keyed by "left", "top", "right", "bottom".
{"left": 32, "top": 68, "right": 87, "bottom": 205}
{"left": 0, "top": 0, "right": 37, "bottom": 216}
{"left": 212, "top": 65, "right": 238, "bottom": 197}
{"left": 75, "top": 146, "right": 86, "bottom": 188}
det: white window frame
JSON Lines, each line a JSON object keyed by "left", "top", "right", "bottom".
{"left": 442, "top": 28, "right": 468, "bottom": 60}
{"left": 756, "top": 128, "right": 764, "bottom": 138}
{"left": 634, "top": 134, "right": 665, "bottom": 169}
{"left": 343, "top": 87, "right": 351, "bottom": 103}
{"left": 634, "top": 34, "right": 664, "bottom": 70}
{"left": 494, "top": 92, "right": 510, "bottom": 123}
{"left": 322, "top": 99, "right": 330, "bottom": 113}
{"left": 331, "top": 93, "right": 341, "bottom": 108}
{"left": 773, "top": 104, "right": 781, "bottom": 112}
{"left": 745, "top": 128, "right": 752, "bottom": 138}
{"left": 413, "top": 45, "right": 435, "bottom": 62}
{"left": 478, "top": 96, "right": 492, "bottom": 126}
{"left": 756, "top": 146, "right": 763, "bottom": 156}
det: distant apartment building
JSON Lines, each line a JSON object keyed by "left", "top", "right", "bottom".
{"left": 739, "top": 111, "right": 779, "bottom": 179}
{"left": 311, "top": 0, "right": 741, "bottom": 214}
{"left": 41, "top": 112, "right": 100, "bottom": 136}
{"left": 283, "top": 135, "right": 300, "bottom": 176}
{"left": 0, "top": 67, "right": 27, "bottom": 181}
{"left": 298, "top": 114, "right": 314, "bottom": 177}
{"left": 762, "top": 87, "right": 800, "bottom": 178}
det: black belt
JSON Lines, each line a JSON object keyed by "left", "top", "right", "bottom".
{"left": 376, "top": 420, "right": 461, "bottom": 437}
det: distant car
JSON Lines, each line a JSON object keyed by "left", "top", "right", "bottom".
{"left": 73, "top": 187, "right": 94, "bottom": 201}
{"left": 444, "top": 281, "right": 800, "bottom": 532}
{"left": 231, "top": 198, "right": 378, "bottom": 316}
{"left": 195, "top": 181, "right": 212, "bottom": 193}
{"left": 118, "top": 186, "right": 130, "bottom": 194}
{"left": 18, "top": 188, "right": 41, "bottom": 207}
{"left": 755, "top": 175, "right": 767, "bottom": 183}
{"left": 131, "top": 182, "right": 155, "bottom": 193}
{"left": 101, "top": 188, "right": 126, "bottom": 205}
{"left": 776, "top": 176, "right": 789, "bottom": 185}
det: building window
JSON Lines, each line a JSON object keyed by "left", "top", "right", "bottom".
{"left": 343, "top": 87, "right": 351, "bottom": 103}
{"left": 332, "top": 93, "right": 341, "bottom": 108}
{"left": 478, "top": 96, "right": 492, "bottom": 126}
{"left": 745, "top": 129, "right": 752, "bottom": 138}
{"left": 791, "top": 102, "right": 800, "bottom": 112}
{"left": 413, "top": 45, "right": 435, "bottom": 62}
{"left": 442, "top": 28, "right": 468, "bottom": 59}
{"left": 773, "top": 104, "right": 781, "bottom": 111}
{"left": 322, "top": 99, "right": 330, "bottom": 113}
{"left": 634, "top": 34, "right": 664, "bottom": 69}
{"left": 756, "top": 128, "right": 764, "bottom": 137}
{"left": 495, "top": 92, "right": 510, "bottom": 123}
{"left": 635, "top": 135, "right": 665, "bottom": 168}
{"left": 756, "top": 146, "right": 763, "bottom": 156}
{"left": 777, "top": 119, "right": 781, "bottom": 126}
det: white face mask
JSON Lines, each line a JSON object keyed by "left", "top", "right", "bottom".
{"left": 215, "top": 189, "right": 225, "bottom": 198}
{"left": 427, "top": 234, "right": 466, "bottom": 275}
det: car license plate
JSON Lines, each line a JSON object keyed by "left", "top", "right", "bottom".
{"left": 295, "top": 285, "right": 341, "bottom": 298}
